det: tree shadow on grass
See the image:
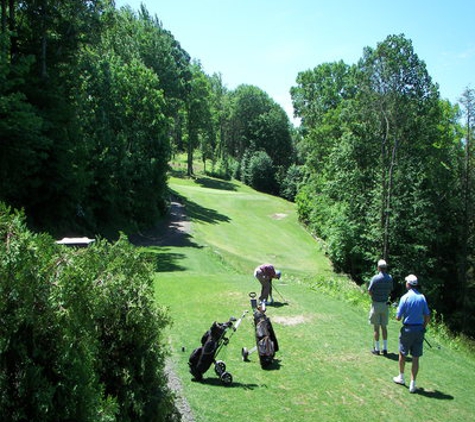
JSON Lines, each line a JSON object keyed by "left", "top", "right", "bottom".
{"left": 169, "top": 189, "right": 231, "bottom": 225}
{"left": 130, "top": 189, "right": 229, "bottom": 276}
{"left": 130, "top": 230, "right": 202, "bottom": 249}
{"left": 142, "top": 248, "right": 190, "bottom": 273}
{"left": 193, "top": 177, "right": 238, "bottom": 191}
{"left": 184, "top": 199, "right": 231, "bottom": 225}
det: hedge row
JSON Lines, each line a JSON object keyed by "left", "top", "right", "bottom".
{"left": 0, "top": 203, "right": 179, "bottom": 422}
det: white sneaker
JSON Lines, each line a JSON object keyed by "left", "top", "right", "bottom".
{"left": 409, "top": 381, "right": 417, "bottom": 393}
{"left": 393, "top": 375, "right": 405, "bottom": 385}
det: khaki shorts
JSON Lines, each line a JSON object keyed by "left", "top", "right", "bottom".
{"left": 369, "top": 301, "right": 389, "bottom": 326}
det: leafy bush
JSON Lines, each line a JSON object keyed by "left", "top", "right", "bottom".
{"left": 245, "top": 150, "right": 278, "bottom": 194}
{"left": 279, "top": 164, "right": 303, "bottom": 202}
{"left": 0, "top": 203, "right": 178, "bottom": 422}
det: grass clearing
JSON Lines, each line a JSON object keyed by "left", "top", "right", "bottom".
{"left": 150, "top": 176, "right": 475, "bottom": 422}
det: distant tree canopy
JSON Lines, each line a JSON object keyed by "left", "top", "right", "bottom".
{"left": 0, "top": 1, "right": 294, "bottom": 237}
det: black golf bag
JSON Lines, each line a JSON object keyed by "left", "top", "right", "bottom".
{"left": 188, "top": 312, "right": 247, "bottom": 384}
{"left": 252, "top": 309, "right": 279, "bottom": 367}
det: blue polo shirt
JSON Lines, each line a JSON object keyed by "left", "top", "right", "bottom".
{"left": 396, "top": 288, "right": 430, "bottom": 326}
{"left": 368, "top": 272, "right": 393, "bottom": 302}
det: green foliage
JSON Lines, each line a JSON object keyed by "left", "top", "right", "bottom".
{"left": 278, "top": 164, "right": 304, "bottom": 201}
{"left": 185, "top": 62, "right": 215, "bottom": 176}
{"left": 206, "top": 157, "right": 234, "bottom": 180}
{"left": 247, "top": 151, "right": 277, "bottom": 194}
{"left": 0, "top": 55, "right": 46, "bottom": 208}
{"left": 85, "top": 236, "right": 176, "bottom": 422}
{"left": 0, "top": 204, "right": 102, "bottom": 421}
{"left": 0, "top": 204, "right": 177, "bottom": 421}
{"left": 75, "top": 43, "right": 171, "bottom": 233}
{"left": 1, "top": 3, "right": 184, "bottom": 237}
{"left": 224, "top": 84, "right": 294, "bottom": 171}
{"left": 292, "top": 34, "right": 469, "bottom": 336}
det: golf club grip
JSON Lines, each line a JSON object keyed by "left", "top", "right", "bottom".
{"left": 234, "top": 311, "right": 247, "bottom": 330}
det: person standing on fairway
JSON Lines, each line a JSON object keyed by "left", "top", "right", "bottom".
{"left": 393, "top": 274, "right": 430, "bottom": 393}
{"left": 254, "top": 263, "right": 281, "bottom": 304}
{"left": 368, "top": 259, "right": 393, "bottom": 355}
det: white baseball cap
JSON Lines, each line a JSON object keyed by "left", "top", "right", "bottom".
{"left": 405, "top": 274, "right": 418, "bottom": 286}
{"left": 377, "top": 259, "right": 387, "bottom": 268}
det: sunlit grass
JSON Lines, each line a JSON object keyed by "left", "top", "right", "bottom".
{"left": 152, "top": 175, "right": 475, "bottom": 422}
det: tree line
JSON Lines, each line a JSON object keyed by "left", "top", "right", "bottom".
{"left": 0, "top": 0, "right": 294, "bottom": 240}
{"left": 1, "top": 1, "right": 473, "bottom": 341}
{"left": 291, "top": 35, "right": 474, "bottom": 339}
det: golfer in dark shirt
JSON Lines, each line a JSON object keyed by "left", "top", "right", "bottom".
{"left": 368, "top": 259, "right": 393, "bottom": 355}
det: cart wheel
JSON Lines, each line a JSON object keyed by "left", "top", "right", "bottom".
{"left": 242, "top": 347, "right": 249, "bottom": 361}
{"left": 220, "top": 371, "right": 233, "bottom": 385}
{"left": 214, "top": 360, "right": 226, "bottom": 376}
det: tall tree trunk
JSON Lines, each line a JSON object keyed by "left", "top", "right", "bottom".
{"left": 40, "top": 1, "right": 48, "bottom": 78}
{"left": 1, "top": 0, "right": 6, "bottom": 35}
{"left": 460, "top": 88, "right": 474, "bottom": 332}
{"left": 187, "top": 107, "right": 194, "bottom": 176}
{"left": 384, "top": 137, "right": 398, "bottom": 260}
{"left": 381, "top": 109, "right": 390, "bottom": 260}
{"left": 8, "top": 0, "right": 17, "bottom": 59}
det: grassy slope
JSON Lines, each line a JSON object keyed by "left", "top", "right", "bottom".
{"left": 150, "top": 176, "right": 475, "bottom": 422}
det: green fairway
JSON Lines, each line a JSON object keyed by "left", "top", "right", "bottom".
{"left": 150, "top": 176, "right": 475, "bottom": 422}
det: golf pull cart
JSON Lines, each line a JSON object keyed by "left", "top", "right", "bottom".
{"left": 241, "top": 292, "right": 279, "bottom": 368}
{"left": 189, "top": 310, "right": 247, "bottom": 385}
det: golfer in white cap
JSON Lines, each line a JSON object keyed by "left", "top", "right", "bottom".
{"left": 393, "top": 274, "right": 431, "bottom": 393}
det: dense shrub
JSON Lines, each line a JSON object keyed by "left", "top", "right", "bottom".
{"left": 244, "top": 150, "right": 278, "bottom": 194}
{"left": 279, "top": 164, "right": 303, "bottom": 202}
{"left": 0, "top": 203, "right": 178, "bottom": 422}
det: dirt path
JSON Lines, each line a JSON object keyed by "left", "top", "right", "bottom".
{"left": 129, "top": 201, "right": 191, "bottom": 247}
{"left": 131, "top": 200, "right": 195, "bottom": 421}
{"left": 166, "top": 359, "right": 195, "bottom": 422}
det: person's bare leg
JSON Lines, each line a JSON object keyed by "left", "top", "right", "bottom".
{"left": 399, "top": 353, "right": 406, "bottom": 374}
{"left": 411, "top": 356, "right": 419, "bottom": 382}
{"left": 382, "top": 326, "right": 388, "bottom": 341}
{"left": 373, "top": 325, "right": 380, "bottom": 342}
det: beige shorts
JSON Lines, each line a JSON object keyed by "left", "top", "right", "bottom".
{"left": 369, "top": 301, "right": 389, "bottom": 326}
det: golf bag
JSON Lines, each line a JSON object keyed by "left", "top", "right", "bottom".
{"left": 188, "top": 312, "right": 247, "bottom": 384}
{"left": 251, "top": 309, "right": 279, "bottom": 368}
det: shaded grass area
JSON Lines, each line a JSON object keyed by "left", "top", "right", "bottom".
{"left": 150, "top": 176, "right": 475, "bottom": 422}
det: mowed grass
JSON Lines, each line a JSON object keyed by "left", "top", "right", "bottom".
{"left": 149, "top": 176, "right": 475, "bottom": 422}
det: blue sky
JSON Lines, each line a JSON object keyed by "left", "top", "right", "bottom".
{"left": 115, "top": 0, "right": 474, "bottom": 122}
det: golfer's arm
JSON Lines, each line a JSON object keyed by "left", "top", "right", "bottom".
{"left": 423, "top": 314, "right": 430, "bottom": 328}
